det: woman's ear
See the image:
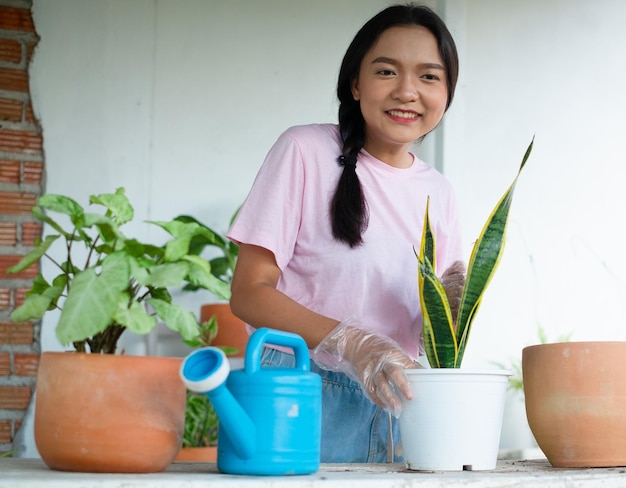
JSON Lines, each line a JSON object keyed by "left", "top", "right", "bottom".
{"left": 350, "top": 76, "right": 360, "bottom": 101}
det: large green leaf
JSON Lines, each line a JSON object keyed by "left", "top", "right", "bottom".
{"left": 38, "top": 194, "right": 84, "bottom": 219}
{"left": 184, "top": 255, "right": 231, "bottom": 300}
{"left": 6, "top": 235, "right": 59, "bottom": 274}
{"left": 56, "top": 252, "right": 129, "bottom": 345}
{"left": 113, "top": 296, "right": 157, "bottom": 335}
{"left": 89, "top": 188, "right": 134, "bottom": 226}
{"left": 134, "top": 261, "right": 190, "bottom": 288}
{"left": 147, "top": 298, "right": 200, "bottom": 341}
{"left": 10, "top": 275, "right": 65, "bottom": 322}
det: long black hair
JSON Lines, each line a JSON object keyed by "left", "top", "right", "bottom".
{"left": 331, "top": 3, "right": 459, "bottom": 247}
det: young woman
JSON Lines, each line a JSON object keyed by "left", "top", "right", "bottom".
{"left": 227, "top": 3, "right": 465, "bottom": 463}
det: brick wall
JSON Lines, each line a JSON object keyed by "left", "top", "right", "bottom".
{"left": 0, "top": 0, "right": 43, "bottom": 456}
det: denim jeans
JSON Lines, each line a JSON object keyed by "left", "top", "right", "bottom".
{"left": 261, "top": 348, "right": 404, "bottom": 463}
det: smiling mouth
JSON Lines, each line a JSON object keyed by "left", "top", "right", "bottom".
{"left": 387, "top": 110, "right": 419, "bottom": 120}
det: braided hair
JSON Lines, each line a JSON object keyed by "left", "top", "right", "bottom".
{"left": 331, "top": 4, "right": 459, "bottom": 247}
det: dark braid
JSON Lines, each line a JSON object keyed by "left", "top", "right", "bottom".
{"left": 330, "top": 3, "right": 459, "bottom": 248}
{"left": 330, "top": 103, "right": 368, "bottom": 248}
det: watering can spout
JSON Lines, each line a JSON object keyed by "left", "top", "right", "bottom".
{"left": 180, "top": 347, "right": 256, "bottom": 460}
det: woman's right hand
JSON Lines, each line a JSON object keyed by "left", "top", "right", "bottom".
{"left": 312, "top": 318, "right": 416, "bottom": 417}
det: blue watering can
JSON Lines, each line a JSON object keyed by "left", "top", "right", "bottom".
{"left": 179, "top": 327, "right": 322, "bottom": 476}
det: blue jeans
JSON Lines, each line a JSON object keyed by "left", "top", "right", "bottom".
{"left": 261, "top": 348, "right": 404, "bottom": 463}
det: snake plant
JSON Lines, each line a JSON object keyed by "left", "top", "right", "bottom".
{"left": 417, "top": 139, "right": 534, "bottom": 368}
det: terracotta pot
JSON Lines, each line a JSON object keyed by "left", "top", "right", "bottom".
{"left": 523, "top": 342, "right": 626, "bottom": 467}
{"left": 175, "top": 446, "right": 218, "bottom": 462}
{"left": 200, "top": 303, "right": 248, "bottom": 357}
{"left": 35, "top": 352, "right": 185, "bottom": 473}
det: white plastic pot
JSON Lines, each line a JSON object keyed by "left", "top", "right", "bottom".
{"left": 399, "top": 369, "right": 510, "bottom": 471}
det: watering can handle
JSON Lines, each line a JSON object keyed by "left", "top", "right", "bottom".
{"left": 245, "top": 327, "right": 310, "bottom": 374}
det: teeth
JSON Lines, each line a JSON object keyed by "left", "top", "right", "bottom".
{"left": 388, "top": 110, "right": 417, "bottom": 119}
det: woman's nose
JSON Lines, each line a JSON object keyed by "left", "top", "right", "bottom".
{"left": 392, "top": 75, "right": 419, "bottom": 102}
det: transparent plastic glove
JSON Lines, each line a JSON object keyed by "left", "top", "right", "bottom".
{"left": 441, "top": 260, "right": 466, "bottom": 323}
{"left": 311, "top": 318, "right": 416, "bottom": 417}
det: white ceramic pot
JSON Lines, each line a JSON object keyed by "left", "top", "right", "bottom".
{"left": 399, "top": 369, "right": 510, "bottom": 471}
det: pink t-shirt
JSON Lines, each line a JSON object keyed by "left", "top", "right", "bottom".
{"left": 227, "top": 124, "right": 463, "bottom": 359}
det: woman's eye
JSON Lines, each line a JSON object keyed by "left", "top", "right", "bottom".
{"left": 377, "top": 69, "right": 396, "bottom": 76}
{"left": 422, "top": 73, "right": 441, "bottom": 81}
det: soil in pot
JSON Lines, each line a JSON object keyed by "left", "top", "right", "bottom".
{"left": 523, "top": 341, "right": 626, "bottom": 468}
{"left": 35, "top": 352, "right": 185, "bottom": 473}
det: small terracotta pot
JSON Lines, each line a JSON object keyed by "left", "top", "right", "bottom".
{"left": 523, "top": 342, "right": 626, "bottom": 468}
{"left": 200, "top": 303, "right": 248, "bottom": 357}
{"left": 35, "top": 352, "right": 185, "bottom": 473}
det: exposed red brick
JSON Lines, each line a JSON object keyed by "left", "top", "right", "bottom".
{"left": 14, "top": 353, "right": 39, "bottom": 376}
{"left": 14, "top": 288, "right": 28, "bottom": 308}
{"left": 0, "top": 7, "right": 35, "bottom": 33}
{"left": 0, "top": 420, "right": 11, "bottom": 444}
{"left": 0, "top": 68, "right": 28, "bottom": 93}
{"left": 0, "top": 222, "right": 17, "bottom": 245}
{"left": 0, "top": 352, "right": 9, "bottom": 375}
{"left": 0, "top": 288, "right": 9, "bottom": 311}
{"left": 21, "top": 222, "right": 41, "bottom": 246}
{"left": 0, "top": 192, "right": 37, "bottom": 215}
{"left": 0, "top": 39, "right": 21, "bottom": 64}
{"left": 0, "top": 256, "right": 38, "bottom": 280}
{"left": 23, "top": 161, "right": 43, "bottom": 185}
{"left": 0, "top": 322, "right": 34, "bottom": 345}
{"left": 0, "top": 385, "right": 31, "bottom": 409}
{"left": 0, "top": 160, "right": 20, "bottom": 184}
{"left": 0, "top": 128, "right": 42, "bottom": 154}
{"left": 0, "top": 98, "right": 22, "bottom": 123}
{"left": 24, "top": 100, "right": 37, "bottom": 125}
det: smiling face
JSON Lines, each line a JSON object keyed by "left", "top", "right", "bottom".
{"left": 351, "top": 25, "right": 448, "bottom": 167}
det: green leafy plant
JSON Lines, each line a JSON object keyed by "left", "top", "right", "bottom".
{"left": 417, "top": 139, "right": 534, "bottom": 368}
{"left": 174, "top": 210, "right": 239, "bottom": 293}
{"left": 7, "top": 188, "right": 231, "bottom": 354}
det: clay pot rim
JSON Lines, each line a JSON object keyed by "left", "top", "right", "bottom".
{"left": 40, "top": 351, "right": 183, "bottom": 365}
{"left": 523, "top": 341, "right": 626, "bottom": 354}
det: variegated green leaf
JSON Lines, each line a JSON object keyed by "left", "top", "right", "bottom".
{"left": 418, "top": 255, "right": 457, "bottom": 368}
{"left": 455, "top": 138, "right": 533, "bottom": 363}
{"left": 421, "top": 196, "right": 436, "bottom": 268}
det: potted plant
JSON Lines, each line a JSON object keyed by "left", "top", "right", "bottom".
{"left": 7, "top": 188, "right": 230, "bottom": 473}
{"left": 399, "top": 139, "right": 534, "bottom": 471}
{"left": 174, "top": 211, "right": 248, "bottom": 358}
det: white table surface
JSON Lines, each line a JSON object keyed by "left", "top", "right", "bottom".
{"left": 2, "top": 457, "right": 626, "bottom": 488}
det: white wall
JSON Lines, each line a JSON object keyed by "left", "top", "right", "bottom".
{"left": 29, "top": 0, "right": 410, "bottom": 354}
{"left": 29, "top": 0, "right": 626, "bottom": 365}
{"left": 444, "top": 0, "right": 626, "bottom": 368}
